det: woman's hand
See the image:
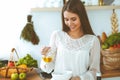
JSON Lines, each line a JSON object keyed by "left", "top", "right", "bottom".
{"left": 41, "top": 46, "right": 51, "bottom": 55}
{"left": 70, "top": 76, "right": 81, "bottom": 80}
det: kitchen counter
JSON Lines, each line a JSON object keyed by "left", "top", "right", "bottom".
{"left": 0, "top": 69, "right": 43, "bottom": 80}
{"left": 0, "top": 60, "right": 51, "bottom": 80}
{"left": 1, "top": 68, "right": 120, "bottom": 80}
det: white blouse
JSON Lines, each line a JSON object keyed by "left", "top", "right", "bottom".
{"left": 40, "top": 30, "right": 101, "bottom": 80}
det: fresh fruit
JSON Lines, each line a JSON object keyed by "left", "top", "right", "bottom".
{"left": 102, "top": 43, "right": 109, "bottom": 49}
{"left": 8, "top": 61, "right": 15, "bottom": 67}
{"left": 108, "top": 46, "right": 114, "bottom": 51}
{"left": 16, "top": 54, "right": 38, "bottom": 68}
{"left": 101, "top": 32, "right": 120, "bottom": 49}
{"left": 17, "top": 64, "right": 27, "bottom": 69}
{"left": 19, "top": 72, "right": 26, "bottom": 80}
{"left": 11, "top": 73, "right": 19, "bottom": 80}
{"left": 117, "top": 44, "right": 120, "bottom": 48}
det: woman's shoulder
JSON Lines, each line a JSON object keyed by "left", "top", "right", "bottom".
{"left": 84, "top": 34, "right": 99, "bottom": 41}
{"left": 84, "top": 34, "right": 100, "bottom": 46}
{"left": 51, "top": 30, "right": 65, "bottom": 35}
{"left": 85, "top": 34, "right": 98, "bottom": 38}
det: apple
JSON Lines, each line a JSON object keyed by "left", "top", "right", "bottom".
{"left": 19, "top": 72, "right": 26, "bottom": 80}
{"left": 11, "top": 73, "right": 19, "bottom": 80}
{"left": 8, "top": 61, "right": 15, "bottom": 67}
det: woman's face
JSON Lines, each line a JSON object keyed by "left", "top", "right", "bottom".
{"left": 64, "top": 11, "right": 81, "bottom": 32}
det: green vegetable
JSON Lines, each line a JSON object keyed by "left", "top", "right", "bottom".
{"left": 102, "top": 43, "right": 109, "bottom": 49}
{"left": 16, "top": 54, "right": 38, "bottom": 68}
{"left": 102, "top": 32, "right": 120, "bottom": 49}
{"left": 0, "top": 61, "right": 6, "bottom": 68}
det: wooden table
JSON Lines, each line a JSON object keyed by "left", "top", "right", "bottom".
{"left": 0, "top": 69, "right": 50, "bottom": 80}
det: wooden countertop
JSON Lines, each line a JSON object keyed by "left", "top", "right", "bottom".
{"left": 1, "top": 67, "right": 120, "bottom": 80}
{"left": 0, "top": 69, "right": 43, "bottom": 80}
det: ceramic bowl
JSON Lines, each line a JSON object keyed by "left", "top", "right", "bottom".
{"left": 51, "top": 71, "right": 72, "bottom": 80}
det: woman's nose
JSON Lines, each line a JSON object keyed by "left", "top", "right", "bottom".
{"left": 68, "top": 20, "right": 73, "bottom": 26}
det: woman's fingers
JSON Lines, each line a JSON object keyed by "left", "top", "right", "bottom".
{"left": 70, "top": 77, "right": 75, "bottom": 80}
{"left": 41, "top": 47, "right": 51, "bottom": 55}
{"left": 70, "top": 76, "right": 80, "bottom": 80}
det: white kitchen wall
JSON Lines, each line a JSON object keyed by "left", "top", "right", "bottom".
{"left": 31, "top": 9, "right": 120, "bottom": 45}
{"left": 0, "top": 0, "right": 119, "bottom": 63}
{"left": 0, "top": 0, "right": 38, "bottom": 59}
{"left": 88, "top": 9, "right": 120, "bottom": 35}
{"left": 0, "top": 0, "right": 64, "bottom": 65}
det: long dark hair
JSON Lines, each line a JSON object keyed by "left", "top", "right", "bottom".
{"left": 61, "top": 0, "right": 94, "bottom": 35}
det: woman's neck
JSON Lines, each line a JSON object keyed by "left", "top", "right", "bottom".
{"left": 68, "top": 30, "right": 84, "bottom": 39}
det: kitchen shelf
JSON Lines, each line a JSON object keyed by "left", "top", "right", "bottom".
{"left": 86, "top": 5, "right": 120, "bottom": 10}
{"left": 31, "top": 5, "right": 120, "bottom": 12}
{"left": 31, "top": 7, "right": 62, "bottom": 12}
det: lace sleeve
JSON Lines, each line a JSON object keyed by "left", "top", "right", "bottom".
{"left": 49, "top": 30, "right": 58, "bottom": 49}
{"left": 80, "top": 36, "right": 101, "bottom": 80}
{"left": 40, "top": 31, "right": 58, "bottom": 73}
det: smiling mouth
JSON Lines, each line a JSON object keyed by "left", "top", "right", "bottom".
{"left": 69, "top": 26, "right": 75, "bottom": 29}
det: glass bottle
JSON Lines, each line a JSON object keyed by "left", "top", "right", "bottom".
{"left": 63, "top": 0, "right": 69, "bottom": 4}
{"left": 96, "top": 72, "right": 101, "bottom": 80}
{"left": 98, "top": 0, "right": 104, "bottom": 6}
{"left": 42, "top": 48, "right": 55, "bottom": 63}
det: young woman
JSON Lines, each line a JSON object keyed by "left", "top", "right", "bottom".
{"left": 40, "top": 0, "right": 101, "bottom": 80}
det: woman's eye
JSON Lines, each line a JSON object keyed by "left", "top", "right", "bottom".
{"left": 64, "top": 18, "right": 68, "bottom": 21}
{"left": 72, "top": 18, "right": 76, "bottom": 21}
